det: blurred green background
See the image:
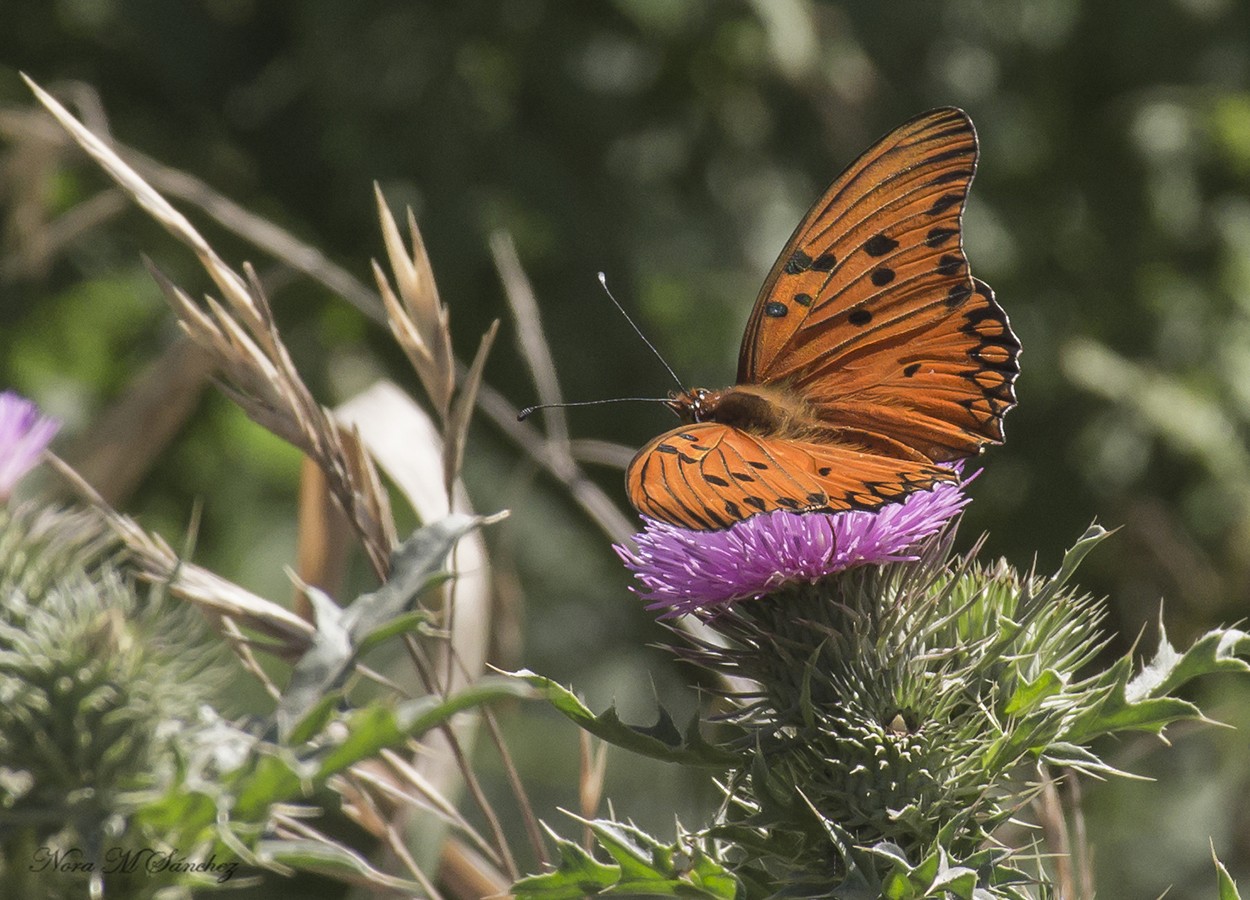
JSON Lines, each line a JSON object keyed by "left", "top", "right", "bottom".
{"left": 3, "top": 0, "right": 1250, "bottom": 896}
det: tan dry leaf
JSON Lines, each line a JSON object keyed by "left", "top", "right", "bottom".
{"left": 25, "top": 75, "right": 397, "bottom": 576}
{"left": 444, "top": 319, "right": 500, "bottom": 496}
{"left": 490, "top": 230, "right": 569, "bottom": 447}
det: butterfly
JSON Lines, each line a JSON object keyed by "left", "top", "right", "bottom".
{"left": 626, "top": 108, "right": 1020, "bottom": 530}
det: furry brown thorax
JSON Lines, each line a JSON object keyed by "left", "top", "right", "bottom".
{"left": 667, "top": 385, "right": 812, "bottom": 440}
{"left": 667, "top": 384, "right": 932, "bottom": 462}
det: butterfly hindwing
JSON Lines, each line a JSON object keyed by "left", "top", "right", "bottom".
{"left": 626, "top": 423, "right": 957, "bottom": 531}
{"left": 798, "top": 278, "right": 1019, "bottom": 460}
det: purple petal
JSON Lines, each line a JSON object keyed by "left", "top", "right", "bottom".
{"left": 0, "top": 391, "right": 61, "bottom": 499}
{"left": 616, "top": 472, "right": 972, "bottom": 616}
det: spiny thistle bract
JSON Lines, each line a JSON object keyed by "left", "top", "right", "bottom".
{"left": 0, "top": 504, "right": 226, "bottom": 900}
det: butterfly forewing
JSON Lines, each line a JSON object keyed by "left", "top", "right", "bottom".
{"left": 738, "top": 108, "right": 979, "bottom": 381}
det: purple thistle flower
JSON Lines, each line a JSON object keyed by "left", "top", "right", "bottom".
{"left": 0, "top": 391, "right": 60, "bottom": 502}
{"left": 616, "top": 472, "right": 972, "bottom": 616}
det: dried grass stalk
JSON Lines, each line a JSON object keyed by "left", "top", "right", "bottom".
{"left": 46, "top": 453, "right": 314, "bottom": 653}
{"left": 25, "top": 74, "right": 396, "bottom": 577}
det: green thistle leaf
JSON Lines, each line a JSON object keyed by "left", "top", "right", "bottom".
{"left": 276, "top": 514, "right": 485, "bottom": 739}
{"left": 514, "top": 814, "right": 739, "bottom": 900}
{"left": 311, "top": 677, "right": 533, "bottom": 778}
{"left": 1061, "top": 624, "right": 1250, "bottom": 745}
{"left": 1214, "top": 849, "right": 1242, "bottom": 900}
{"left": 508, "top": 669, "right": 738, "bottom": 766}
{"left": 513, "top": 827, "right": 621, "bottom": 899}
{"left": 1003, "top": 668, "right": 1064, "bottom": 716}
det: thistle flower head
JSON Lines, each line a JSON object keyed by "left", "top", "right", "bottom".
{"left": 0, "top": 391, "right": 60, "bottom": 502}
{"left": 616, "top": 473, "right": 970, "bottom": 616}
{"left": 693, "top": 533, "right": 1112, "bottom": 893}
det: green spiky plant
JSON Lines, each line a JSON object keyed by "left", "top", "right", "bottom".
{"left": 514, "top": 524, "right": 1250, "bottom": 899}
{"left": 0, "top": 503, "right": 226, "bottom": 899}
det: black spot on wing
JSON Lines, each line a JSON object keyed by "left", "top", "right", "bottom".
{"left": 646, "top": 454, "right": 708, "bottom": 529}
{"left": 926, "top": 227, "right": 957, "bottom": 247}
{"left": 785, "top": 250, "right": 813, "bottom": 274}
{"left": 946, "top": 283, "right": 973, "bottom": 307}
{"left": 936, "top": 255, "right": 963, "bottom": 276}
{"left": 903, "top": 362, "right": 921, "bottom": 378}
{"left": 704, "top": 474, "right": 730, "bottom": 487}
{"left": 744, "top": 496, "right": 767, "bottom": 510}
{"left": 864, "top": 234, "right": 899, "bottom": 257}
{"left": 765, "top": 301, "right": 788, "bottom": 318}
{"left": 812, "top": 252, "right": 837, "bottom": 272}
{"left": 794, "top": 292, "right": 813, "bottom": 307}
{"left": 848, "top": 309, "right": 873, "bottom": 326}
{"left": 870, "top": 267, "right": 895, "bottom": 286}
{"left": 928, "top": 193, "right": 962, "bottom": 216}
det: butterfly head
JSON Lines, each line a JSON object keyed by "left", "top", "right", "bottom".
{"left": 666, "top": 388, "right": 714, "bottom": 423}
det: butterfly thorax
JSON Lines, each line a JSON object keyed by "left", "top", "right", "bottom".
{"left": 667, "top": 385, "right": 812, "bottom": 440}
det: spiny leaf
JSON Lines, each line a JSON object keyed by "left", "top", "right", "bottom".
{"left": 1061, "top": 625, "right": 1250, "bottom": 745}
{"left": 513, "top": 829, "right": 620, "bottom": 900}
{"left": 552, "top": 814, "right": 739, "bottom": 899}
{"left": 1138, "top": 624, "right": 1250, "bottom": 700}
{"left": 1214, "top": 846, "right": 1242, "bottom": 900}
{"left": 1004, "top": 668, "right": 1064, "bottom": 716}
{"left": 277, "top": 515, "right": 484, "bottom": 739}
{"left": 508, "top": 669, "right": 738, "bottom": 766}
{"left": 222, "top": 679, "right": 533, "bottom": 827}
{"left": 1049, "top": 525, "right": 1111, "bottom": 591}
{"left": 313, "top": 677, "right": 534, "bottom": 778}
{"left": 515, "top": 816, "right": 739, "bottom": 900}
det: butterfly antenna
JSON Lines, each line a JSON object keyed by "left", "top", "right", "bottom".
{"left": 518, "top": 396, "right": 672, "bottom": 422}
{"left": 598, "top": 272, "right": 685, "bottom": 390}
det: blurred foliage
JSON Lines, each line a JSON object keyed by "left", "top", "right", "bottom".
{"left": 3, "top": 0, "right": 1250, "bottom": 897}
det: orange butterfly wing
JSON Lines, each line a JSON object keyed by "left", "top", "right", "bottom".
{"left": 626, "top": 108, "right": 1019, "bottom": 529}
{"left": 627, "top": 423, "right": 953, "bottom": 531}
{"left": 739, "top": 107, "right": 1019, "bottom": 461}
